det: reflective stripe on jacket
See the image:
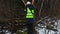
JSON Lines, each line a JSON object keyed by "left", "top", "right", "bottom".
{"left": 26, "top": 7, "right": 34, "bottom": 18}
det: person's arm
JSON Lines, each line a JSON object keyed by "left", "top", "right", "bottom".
{"left": 32, "top": 0, "right": 34, "bottom": 5}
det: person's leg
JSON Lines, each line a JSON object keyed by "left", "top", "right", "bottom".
{"left": 27, "top": 19, "right": 34, "bottom": 34}
{"left": 27, "top": 23, "right": 34, "bottom": 34}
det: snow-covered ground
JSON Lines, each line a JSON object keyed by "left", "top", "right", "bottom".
{"left": 0, "top": 19, "right": 60, "bottom": 34}
{"left": 36, "top": 20, "right": 60, "bottom": 34}
{"left": 37, "top": 28, "right": 60, "bottom": 34}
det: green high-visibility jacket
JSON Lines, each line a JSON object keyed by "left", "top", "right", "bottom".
{"left": 26, "top": 7, "right": 34, "bottom": 18}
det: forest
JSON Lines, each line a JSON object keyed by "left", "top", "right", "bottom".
{"left": 0, "top": 0, "right": 60, "bottom": 34}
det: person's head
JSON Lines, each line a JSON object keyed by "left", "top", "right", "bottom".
{"left": 26, "top": 1, "right": 31, "bottom": 5}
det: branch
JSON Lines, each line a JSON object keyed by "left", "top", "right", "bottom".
{"left": 39, "top": 0, "right": 44, "bottom": 17}
{"left": 22, "top": 0, "right": 26, "bottom": 6}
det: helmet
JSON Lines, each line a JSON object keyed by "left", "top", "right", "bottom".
{"left": 26, "top": 1, "right": 31, "bottom": 5}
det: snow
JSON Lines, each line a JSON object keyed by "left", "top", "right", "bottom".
{"left": 37, "top": 20, "right": 60, "bottom": 34}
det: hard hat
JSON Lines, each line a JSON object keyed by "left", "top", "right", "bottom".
{"left": 26, "top": 1, "right": 31, "bottom": 5}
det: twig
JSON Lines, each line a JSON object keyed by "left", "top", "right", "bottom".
{"left": 39, "top": 0, "right": 44, "bottom": 18}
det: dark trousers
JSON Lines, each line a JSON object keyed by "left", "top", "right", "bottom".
{"left": 26, "top": 18, "right": 34, "bottom": 34}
